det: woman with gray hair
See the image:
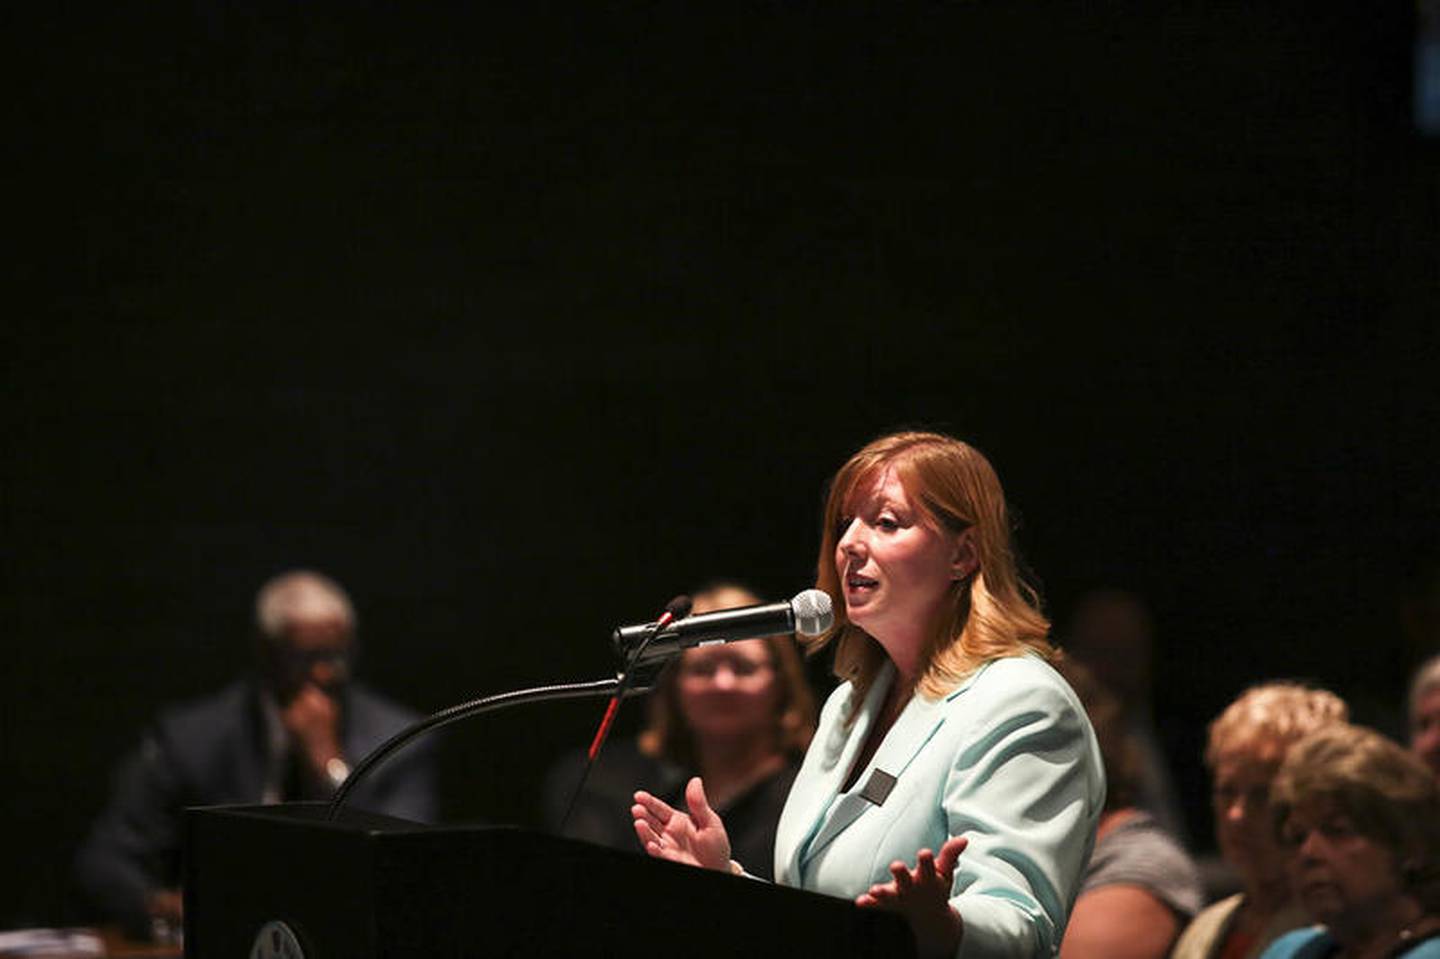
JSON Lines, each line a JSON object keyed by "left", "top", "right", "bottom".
{"left": 1259, "top": 723, "right": 1440, "bottom": 958}
{"left": 1172, "top": 682, "right": 1350, "bottom": 959}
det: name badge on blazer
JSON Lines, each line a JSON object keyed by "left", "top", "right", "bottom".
{"left": 858, "top": 769, "right": 897, "bottom": 806}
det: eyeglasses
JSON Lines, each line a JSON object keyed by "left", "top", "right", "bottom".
{"left": 270, "top": 645, "right": 353, "bottom": 684}
{"left": 281, "top": 647, "right": 349, "bottom": 668}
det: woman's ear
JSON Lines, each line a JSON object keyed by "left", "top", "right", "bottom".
{"left": 951, "top": 528, "right": 978, "bottom": 581}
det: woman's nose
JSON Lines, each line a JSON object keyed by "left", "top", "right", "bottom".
{"left": 1223, "top": 797, "right": 1246, "bottom": 823}
{"left": 1295, "top": 829, "right": 1324, "bottom": 861}
{"left": 838, "top": 519, "right": 864, "bottom": 555}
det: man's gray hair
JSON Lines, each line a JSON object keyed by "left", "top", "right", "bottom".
{"left": 255, "top": 570, "right": 355, "bottom": 640}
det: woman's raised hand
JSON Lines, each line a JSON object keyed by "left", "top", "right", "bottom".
{"left": 631, "top": 776, "right": 732, "bottom": 872}
{"left": 856, "top": 835, "right": 968, "bottom": 959}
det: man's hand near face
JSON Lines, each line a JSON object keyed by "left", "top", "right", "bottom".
{"left": 281, "top": 684, "right": 344, "bottom": 784}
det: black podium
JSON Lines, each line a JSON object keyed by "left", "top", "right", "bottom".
{"left": 184, "top": 804, "right": 914, "bottom": 957}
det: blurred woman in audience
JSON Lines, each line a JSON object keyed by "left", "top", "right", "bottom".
{"left": 1408, "top": 655, "right": 1440, "bottom": 778}
{"left": 1058, "top": 660, "right": 1203, "bottom": 959}
{"left": 543, "top": 582, "right": 816, "bottom": 879}
{"left": 1172, "top": 682, "right": 1349, "bottom": 959}
{"left": 632, "top": 582, "right": 818, "bottom": 874}
{"left": 1259, "top": 723, "right": 1440, "bottom": 958}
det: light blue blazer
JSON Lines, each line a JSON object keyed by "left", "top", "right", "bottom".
{"left": 774, "top": 654, "right": 1104, "bottom": 959}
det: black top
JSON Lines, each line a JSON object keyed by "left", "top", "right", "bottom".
{"left": 542, "top": 740, "right": 799, "bottom": 880}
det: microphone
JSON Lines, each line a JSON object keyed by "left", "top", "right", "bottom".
{"left": 584, "top": 593, "right": 692, "bottom": 763}
{"left": 612, "top": 589, "right": 834, "bottom": 669}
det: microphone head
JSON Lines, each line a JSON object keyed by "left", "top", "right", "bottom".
{"left": 790, "top": 589, "right": 834, "bottom": 637}
{"left": 664, "top": 594, "right": 693, "bottom": 620}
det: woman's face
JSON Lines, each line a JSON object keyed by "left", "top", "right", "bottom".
{"left": 1283, "top": 800, "right": 1406, "bottom": 933}
{"left": 1212, "top": 753, "right": 1288, "bottom": 890}
{"left": 835, "top": 467, "right": 967, "bottom": 662}
{"left": 1411, "top": 686, "right": 1440, "bottom": 777}
{"left": 676, "top": 639, "right": 780, "bottom": 745}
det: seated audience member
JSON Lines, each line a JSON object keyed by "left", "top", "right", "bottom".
{"left": 1064, "top": 587, "right": 1190, "bottom": 844}
{"left": 74, "top": 570, "right": 437, "bottom": 938}
{"left": 1172, "top": 682, "right": 1350, "bottom": 959}
{"left": 543, "top": 582, "right": 816, "bottom": 879}
{"left": 1259, "top": 723, "right": 1440, "bottom": 959}
{"left": 1058, "top": 661, "right": 1203, "bottom": 959}
{"left": 1409, "top": 654, "right": 1440, "bottom": 778}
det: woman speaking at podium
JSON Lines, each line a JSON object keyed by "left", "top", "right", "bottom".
{"left": 632, "top": 431, "right": 1104, "bottom": 959}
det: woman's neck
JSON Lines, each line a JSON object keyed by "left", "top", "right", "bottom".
{"left": 1240, "top": 873, "right": 1295, "bottom": 918}
{"left": 695, "top": 735, "right": 785, "bottom": 809}
{"left": 1095, "top": 807, "right": 1140, "bottom": 842}
{"left": 879, "top": 637, "right": 924, "bottom": 692}
{"left": 1332, "top": 900, "right": 1431, "bottom": 959}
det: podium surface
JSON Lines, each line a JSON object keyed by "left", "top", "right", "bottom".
{"left": 184, "top": 804, "right": 913, "bottom": 957}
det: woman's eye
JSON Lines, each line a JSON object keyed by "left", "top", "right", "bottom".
{"left": 877, "top": 516, "right": 900, "bottom": 531}
{"left": 1321, "top": 819, "right": 1356, "bottom": 839}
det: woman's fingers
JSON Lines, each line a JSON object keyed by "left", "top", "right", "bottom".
{"left": 915, "top": 849, "right": 937, "bottom": 884}
{"left": 632, "top": 790, "right": 675, "bottom": 824}
{"left": 629, "top": 804, "right": 663, "bottom": 837}
{"left": 631, "top": 791, "right": 681, "bottom": 838}
{"left": 865, "top": 881, "right": 897, "bottom": 903}
{"left": 633, "top": 818, "right": 659, "bottom": 847}
{"left": 683, "top": 777, "right": 718, "bottom": 828}
{"left": 936, "top": 835, "right": 968, "bottom": 878}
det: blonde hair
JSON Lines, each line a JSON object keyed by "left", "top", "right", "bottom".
{"left": 809, "top": 431, "right": 1053, "bottom": 706}
{"left": 1272, "top": 723, "right": 1440, "bottom": 911}
{"left": 1205, "top": 681, "right": 1349, "bottom": 769}
{"left": 638, "top": 583, "right": 817, "bottom": 767}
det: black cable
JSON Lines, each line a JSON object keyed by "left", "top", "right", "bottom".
{"left": 556, "top": 596, "right": 690, "bottom": 836}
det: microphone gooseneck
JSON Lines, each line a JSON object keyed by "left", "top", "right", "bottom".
{"left": 557, "top": 594, "right": 694, "bottom": 837}
{"left": 330, "top": 590, "right": 834, "bottom": 827}
{"left": 326, "top": 678, "right": 624, "bottom": 821}
{"left": 587, "top": 594, "right": 692, "bottom": 762}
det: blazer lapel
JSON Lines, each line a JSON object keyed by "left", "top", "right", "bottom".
{"left": 799, "top": 663, "right": 992, "bottom": 868}
{"left": 783, "top": 662, "right": 892, "bottom": 878}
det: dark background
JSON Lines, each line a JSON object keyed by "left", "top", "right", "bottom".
{"left": 5, "top": 0, "right": 1437, "bottom": 929}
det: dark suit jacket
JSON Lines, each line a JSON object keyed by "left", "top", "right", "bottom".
{"left": 73, "top": 679, "right": 437, "bottom": 933}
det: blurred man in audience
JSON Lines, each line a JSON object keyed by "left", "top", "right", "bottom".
{"left": 1059, "top": 660, "right": 1204, "bottom": 959}
{"left": 73, "top": 570, "right": 437, "bottom": 939}
{"left": 1064, "top": 588, "right": 1190, "bottom": 843}
{"left": 1171, "top": 682, "right": 1349, "bottom": 959}
{"left": 1409, "top": 654, "right": 1440, "bottom": 778}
